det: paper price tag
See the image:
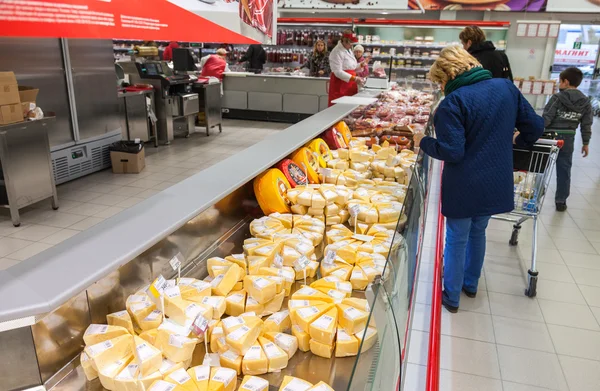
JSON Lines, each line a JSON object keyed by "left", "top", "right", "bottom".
{"left": 202, "top": 352, "right": 221, "bottom": 367}
{"left": 323, "top": 249, "right": 336, "bottom": 266}
{"left": 169, "top": 252, "right": 184, "bottom": 271}
{"left": 293, "top": 255, "right": 310, "bottom": 272}
{"left": 148, "top": 275, "right": 167, "bottom": 298}
{"left": 274, "top": 253, "right": 284, "bottom": 269}
{"left": 349, "top": 204, "right": 360, "bottom": 217}
{"left": 190, "top": 313, "right": 209, "bottom": 336}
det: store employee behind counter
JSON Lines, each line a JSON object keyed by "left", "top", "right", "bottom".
{"left": 417, "top": 46, "right": 543, "bottom": 313}
{"left": 328, "top": 30, "right": 366, "bottom": 106}
{"left": 239, "top": 44, "right": 266, "bottom": 74}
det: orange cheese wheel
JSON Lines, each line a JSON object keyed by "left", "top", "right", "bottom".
{"left": 334, "top": 121, "right": 352, "bottom": 146}
{"left": 306, "top": 138, "right": 333, "bottom": 168}
{"left": 291, "top": 147, "right": 321, "bottom": 184}
{"left": 253, "top": 169, "right": 292, "bottom": 215}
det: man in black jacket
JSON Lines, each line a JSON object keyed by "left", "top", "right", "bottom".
{"left": 460, "top": 26, "right": 513, "bottom": 81}
{"left": 240, "top": 44, "right": 267, "bottom": 74}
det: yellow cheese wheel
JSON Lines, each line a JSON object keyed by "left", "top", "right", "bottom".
{"left": 334, "top": 121, "right": 352, "bottom": 146}
{"left": 253, "top": 169, "right": 292, "bottom": 215}
{"left": 306, "top": 138, "right": 333, "bottom": 168}
{"left": 291, "top": 147, "right": 320, "bottom": 184}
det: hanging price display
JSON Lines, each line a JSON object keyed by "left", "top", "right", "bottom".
{"left": 293, "top": 255, "right": 310, "bottom": 285}
{"left": 274, "top": 253, "right": 284, "bottom": 269}
{"left": 148, "top": 275, "right": 167, "bottom": 298}
{"left": 169, "top": 252, "right": 185, "bottom": 283}
{"left": 349, "top": 204, "right": 360, "bottom": 234}
{"left": 323, "top": 249, "right": 336, "bottom": 266}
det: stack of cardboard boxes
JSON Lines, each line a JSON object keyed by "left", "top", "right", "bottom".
{"left": 0, "top": 72, "right": 39, "bottom": 125}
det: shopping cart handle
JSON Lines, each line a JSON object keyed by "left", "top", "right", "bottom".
{"left": 556, "top": 140, "right": 564, "bottom": 149}
{"left": 535, "top": 138, "right": 563, "bottom": 148}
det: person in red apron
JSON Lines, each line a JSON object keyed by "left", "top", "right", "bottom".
{"left": 200, "top": 49, "right": 231, "bottom": 81}
{"left": 328, "top": 30, "right": 365, "bottom": 106}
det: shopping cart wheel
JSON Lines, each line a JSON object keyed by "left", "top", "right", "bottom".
{"left": 509, "top": 225, "right": 521, "bottom": 246}
{"left": 525, "top": 270, "right": 538, "bottom": 298}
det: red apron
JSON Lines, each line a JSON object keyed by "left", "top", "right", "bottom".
{"left": 328, "top": 69, "right": 358, "bottom": 107}
{"left": 201, "top": 55, "right": 227, "bottom": 81}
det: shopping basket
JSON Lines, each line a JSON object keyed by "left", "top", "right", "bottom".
{"left": 491, "top": 138, "right": 563, "bottom": 298}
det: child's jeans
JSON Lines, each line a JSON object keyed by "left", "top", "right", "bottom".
{"left": 443, "top": 215, "right": 491, "bottom": 308}
{"left": 555, "top": 134, "right": 575, "bottom": 204}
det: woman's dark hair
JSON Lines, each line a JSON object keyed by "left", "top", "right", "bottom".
{"left": 559, "top": 67, "right": 584, "bottom": 87}
{"left": 459, "top": 26, "right": 486, "bottom": 45}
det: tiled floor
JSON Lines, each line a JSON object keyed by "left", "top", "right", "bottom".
{"left": 0, "top": 119, "right": 287, "bottom": 270}
{"left": 406, "top": 118, "right": 600, "bottom": 390}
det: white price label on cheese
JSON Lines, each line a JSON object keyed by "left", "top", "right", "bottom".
{"left": 151, "top": 381, "right": 176, "bottom": 391}
{"left": 168, "top": 334, "right": 186, "bottom": 348}
{"left": 349, "top": 204, "right": 360, "bottom": 217}
{"left": 288, "top": 300, "right": 309, "bottom": 308}
{"left": 185, "top": 303, "right": 202, "bottom": 318}
{"left": 320, "top": 167, "right": 333, "bottom": 177}
{"left": 337, "top": 329, "right": 352, "bottom": 341}
{"left": 86, "top": 324, "right": 108, "bottom": 335}
{"left": 244, "top": 345, "right": 262, "bottom": 360}
{"left": 212, "top": 368, "right": 234, "bottom": 386}
{"left": 327, "top": 289, "right": 345, "bottom": 301}
{"left": 262, "top": 342, "right": 281, "bottom": 358}
{"left": 253, "top": 277, "right": 270, "bottom": 289}
{"left": 169, "top": 252, "right": 184, "bottom": 271}
{"left": 169, "top": 368, "right": 191, "bottom": 384}
{"left": 344, "top": 306, "right": 362, "bottom": 320}
{"left": 352, "top": 234, "right": 375, "bottom": 242}
{"left": 293, "top": 255, "right": 310, "bottom": 271}
{"left": 269, "top": 310, "right": 289, "bottom": 325}
{"left": 164, "top": 285, "right": 181, "bottom": 299}
{"left": 278, "top": 268, "right": 294, "bottom": 282}
{"left": 148, "top": 275, "right": 167, "bottom": 298}
{"left": 222, "top": 316, "right": 244, "bottom": 329}
{"left": 111, "top": 310, "right": 128, "bottom": 317}
{"left": 296, "top": 286, "right": 317, "bottom": 296}
{"left": 323, "top": 249, "right": 336, "bottom": 265}
{"left": 192, "top": 365, "right": 210, "bottom": 381}
{"left": 297, "top": 306, "right": 319, "bottom": 319}
{"left": 211, "top": 274, "right": 225, "bottom": 287}
{"left": 135, "top": 343, "right": 156, "bottom": 361}
{"left": 178, "top": 277, "right": 194, "bottom": 286}
{"left": 275, "top": 332, "right": 294, "bottom": 348}
{"left": 312, "top": 314, "right": 334, "bottom": 330}
{"left": 222, "top": 350, "right": 239, "bottom": 361}
{"left": 128, "top": 294, "right": 149, "bottom": 303}
{"left": 130, "top": 301, "right": 152, "bottom": 313}
{"left": 88, "top": 340, "right": 113, "bottom": 356}
{"left": 227, "top": 293, "right": 245, "bottom": 303}
{"left": 274, "top": 253, "right": 284, "bottom": 269}
{"left": 202, "top": 353, "right": 221, "bottom": 367}
{"left": 190, "top": 313, "right": 209, "bottom": 336}
{"left": 144, "top": 310, "right": 162, "bottom": 321}
{"left": 240, "top": 376, "right": 269, "bottom": 391}
{"left": 281, "top": 378, "right": 312, "bottom": 391}
{"left": 227, "top": 325, "right": 250, "bottom": 341}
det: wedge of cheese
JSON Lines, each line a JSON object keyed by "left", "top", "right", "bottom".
{"left": 201, "top": 296, "right": 226, "bottom": 319}
{"left": 291, "top": 325, "right": 310, "bottom": 352}
{"left": 350, "top": 266, "right": 369, "bottom": 290}
{"left": 219, "top": 349, "right": 242, "bottom": 375}
{"left": 210, "top": 325, "right": 223, "bottom": 353}
{"left": 133, "top": 336, "right": 162, "bottom": 377}
{"left": 165, "top": 297, "right": 205, "bottom": 325}
{"left": 139, "top": 310, "right": 163, "bottom": 331}
{"left": 355, "top": 326, "right": 378, "bottom": 353}
{"left": 309, "top": 339, "right": 334, "bottom": 358}
{"left": 290, "top": 286, "right": 332, "bottom": 303}
{"left": 262, "top": 332, "right": 298, "bottom": 359}
{"left": 262, "top": 290, "right": 285, "bottom": 316}
{"left": 293, "top": 303, "right": 333, "bottom": 333}
{"left": 309, "top": 307, "right": 337, "bottom": 345}
{"left": 107, "top": 311, "right": 135, "bottom": 335}
{"left": 81, "top": 351, "right": 98, "bottom": 381}
{"left": 241, "top": 342, "right": 268, "bottom": 375}
{"left": 154, "top": 329, "right": 198, "bottom": 363}
{"left": 159, "top": 358, "right": 185, "bottom": 378}
{"left": 84, "top": 324, "right": 130, "bottom": 346}
{"left": 308, "top": 382, "right": 335, "bottom": 391}
{"left": 113, "top": 363, "right": 139, "bottom": 391}
{"left": 335, "top": 329, "right": 359, "bottom": 357}
{"left": 225, "top": 254, "right": 247, "bottom": 276}
{"left": 278, "top": 376, "right": 313, "bottom": 391}
{"left": 244, "top": 276, "right": 277, "bottom": 304}
{"left": 187, "top": 365, "right": 211, "bottom": 391}
{"left": 148, "top": 380, "right": 186, "bottom": 391}
{"left": 258, "top": 336, "right": 288, "bottom": 372}
{"left": 225, "top": 291, "right": 246, "bottom": 317}
{"left": 342, "top": 297, "right": 370, "bottom": 313}
{"left": 208, "top": 367, "right": 237, "bottom": 391}
{"left": 225, "top": 317, "right": 263, "bottom": 355}
{"left": 85, "top": 335, "right": 134, "bottom": 372}
{"left": 211, "top": 263, "right": 242, "bottom": 297}
{"left": 337, "top": 304, "right": 369, "bottom": 335}
{"left": 179, "top": 279, "right": 212, "bottom": 302}
{"left": 263, "top": 310, "right": 291, "bottom": 333}
{"left": 98, "top": 354, "right": 133, "bottom": 391}
{"left": 164, "top": 367, "right": 199, "bottom": 391}
{"left": 239, "top": 375, "right": 269, "bottom": 391}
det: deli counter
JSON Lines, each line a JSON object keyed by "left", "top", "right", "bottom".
{"left": 0, "top": 91, "right": 436, "bottom": 391}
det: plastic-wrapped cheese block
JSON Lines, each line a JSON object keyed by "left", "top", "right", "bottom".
{"left": 309, "top": 307, "right": 337, "bottom": 345}
{"left": 201, "top": 296, "right": 226, "bottom": 319}
{"left": 187, "top": 365, "right": 210, "bottom": 391}
{"left": 211, "top": 263, "right": 242, "bottom": 296}
{"left": 113, "top": 363, "right": 140, "bottom": 391}
{"left": 81, "top": 351, "right": 98, "bottom": 381}
{"left": 293, "top": 303, "right": 333, "bottom": 333}
{"left": 342, "top": 298, "right": 371, "bottom": 313}
{"left": 154, "top": 329, "right": 198, "bottom": 363}
{"left": 139, "top": 310, "right": 163, "bottom": 331}
{"left": 311, "top": 278, "right": 352, "bottom": 298}
{"left": 277, "top": 159, "right": 308, "bottom": 188}
{"left": 263, "top": 310, "right": 291, "bottom": 333}
{"left": 225, "top": 317, "right": 263, "bottom": 355}
{"left": 278, "top": 376, "right": 313, "bottom": 391}
{"left": 85, "top": 334, "right": 134, "bottom": 372}
{"left": 84, "top": 324, "right": 130, "bottom": 346}
{"left": 308, "top": 381, "right": 335, "bottom": 391}
{"left": 245, "top": 296, "right": 264, "bottom": 315}
{"left": 148, "top": 380, "right": 186, "bottom": 391}
{"left": 244, "top": 276, "right": 277, "bottom": 304}
{"left": 337, "top": 304, "right": 369, "bottom": 335}
{"left": 242, "top": 342, "right": 268, "bottom": 375}
{"left": 254, "top": 168, "right": 292, "bottom": 215}
{"left": 225, "top": 291, "right": 246, "bottom": 317}
{"left": 208, "top": 366, "right": 237, "bottom": 391}
{"left": 321, "top": 126, "right": 347, "bottom": 150}
{"left": 309, "top": 339, "right": 334, "bottom": 358}
{"left": 224, "top": 254, "right": 247, "bottom": 274}
{"left": 262, "top": 290, "right": 285, "bottom": 316}
{"left": 239, "top": 375, "right": 269, "bottom": 391}
{"left": 259, "top": 267, "right": 294, "bottom": 295}
{"left": 133, "top": 336, "right": 162, "bottom": 377}
{"left": 159, "top": 358, "right": 186, "bottom": 378}
{"left": 107, "top": 311, "right": 135, "bottom": 335}
{"left": 258, "top": 336, "right": 289, "bottom": 372}
{"left": 263, "top": 275, "right": 284, "bottom": 295}
{"left": 219, "top": 349, "right": 242, "bottom": 375}
{"left": 247, "top": 256, "right": 270, "bottom": 275}
{"left": 164, "top": 367, "right": 199, "bottom": 391}
{"left": 165, "top": 296, "right": 209, "bottom": 325}
{"left": 291, "top": 325, "right": 311, "bottom": 352}
{"left": 335, "top": 329, "right": 359, "bottom": 357}
{"left": 291, "top": 147, "right": 320, "bottom": 184}
{"left": 355, "top": 326, "right": 378, "bottom": 353}
{"left": 306, "top": 138, "right": 333, "bottom": 168}
{"left": 262, "top": 331, "right": 298, "bottom": 359}
{"left": 350, "top": 266, "right": 369, "bottom": 290}
{"left": 291, "top": 286, "right": 332, "bottom": 303}
{"left": 179, "top": 279, "right": 212, "bottom": 303}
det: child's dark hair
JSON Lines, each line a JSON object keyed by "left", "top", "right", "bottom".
{"left": 559, "top": 67, "right": 584, "bottom": 87}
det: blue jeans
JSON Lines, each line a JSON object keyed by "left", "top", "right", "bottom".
{"left": 443, "top": 215, "right": 491, "bottom": 307}
{"left": 555, "top": 134, "right": 575, "bottom": 203}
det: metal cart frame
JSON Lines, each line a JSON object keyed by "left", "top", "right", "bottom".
{"left": 491, "top": 139, "right": 562, "bottom": 298}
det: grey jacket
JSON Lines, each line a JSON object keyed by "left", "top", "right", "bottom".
{"left": 543, "top": 88, "right": 593, "bottom": 145}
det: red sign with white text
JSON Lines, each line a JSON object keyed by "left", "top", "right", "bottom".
{"left": 0, "top": 0, "right": 257, "bottom": 44}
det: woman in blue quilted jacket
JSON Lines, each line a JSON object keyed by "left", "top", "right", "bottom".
{"left": 418, "top": 46, "right": 544, "bottom": 313}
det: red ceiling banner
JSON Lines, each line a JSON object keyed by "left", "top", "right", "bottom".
{"left": 0, "top": 0, "right": 258, "bottom": 44}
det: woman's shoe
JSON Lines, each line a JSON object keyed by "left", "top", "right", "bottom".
{"left": 462, "top": 287, "right": 477, "bottom": 298}
{"left": 442, "top": 292, "right": 458, "bottom": 313}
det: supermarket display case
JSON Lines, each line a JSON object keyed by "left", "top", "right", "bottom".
{"left": 0, "top": 90, "right": 437, "bottom": 391}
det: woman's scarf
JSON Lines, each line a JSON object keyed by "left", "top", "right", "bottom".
{"left": 444, "top": 67, "right": 492, "bottom": 96}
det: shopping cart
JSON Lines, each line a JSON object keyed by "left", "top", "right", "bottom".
{"left": 491, "top": 138, "right": 563, "bottom": 298}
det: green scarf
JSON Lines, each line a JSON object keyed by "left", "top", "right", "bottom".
{"left": 444, "top": 67, "right": 493, "bottom": 96}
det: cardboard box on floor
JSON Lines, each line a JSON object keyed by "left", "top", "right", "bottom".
{"left": 19, "top": 86, "right": 39, "bottom": 117}
{"left": 110, "top": 147, "right": 146, "bottom": 174}
{"left": 0, "top": 72, "right": 23, "bottom": 125}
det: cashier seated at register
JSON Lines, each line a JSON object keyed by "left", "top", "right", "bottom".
{"left": 200, "top": 49, "right": 231, "bottom": 81}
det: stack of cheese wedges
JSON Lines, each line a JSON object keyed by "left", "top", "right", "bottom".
{"left": 277, "top": 376, "right": 335, "bottom": 391}
{"left": 287, "top": 285, "right": 378, "bottom": 359}
{"left": 369, "top": 146, "right": 417, "bottom": 185}
{"left": 147, "top": 365, "right": 238, "bottom": 391}
{"left": 248, "top": 213, "right": 325, "bottom": 247}
{"left": 285, "top": 185, "right": 351, "bottom": 226}
{"left": 346, "top": 187, "right": 404, "bottom": 228}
